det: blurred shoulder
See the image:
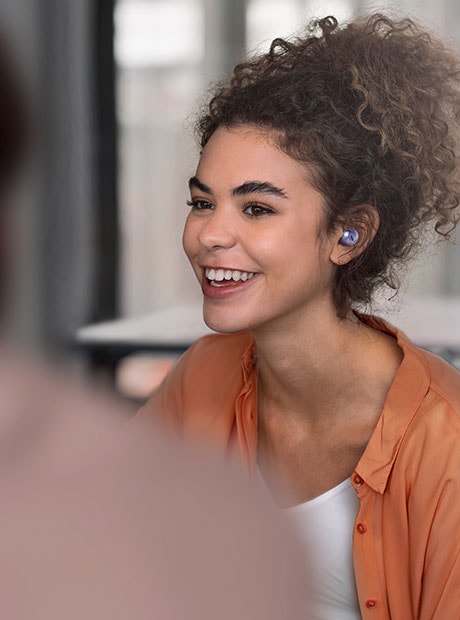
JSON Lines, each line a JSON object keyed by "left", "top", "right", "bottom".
{"left": 136, "top": 332, "right": 255, "bottom": 430}
{"left": 183, "top": 331, "right": 254, "bottom": 369}
{"left": 163, "top": 331, "right": 255, "bottom": 397}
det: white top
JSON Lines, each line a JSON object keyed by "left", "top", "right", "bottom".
{"left": 285, "top": 479, "right": 361, "bottom": 620}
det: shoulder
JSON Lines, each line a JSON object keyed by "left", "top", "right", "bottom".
{"left": 171, "top": 332, "right": 255, "bottom": 393}
{"left": 398, "top": 334, "right": 460, "bottom": 444}
{"left": 394, "top": 344, "right": 460, "bottom": 484}
{"left": 169, "top": 331, "right": 254, "bottom": 400}
{"left": 182, "top": 331, "right": 254, "bottom": 370}
{"left": 422, "top": 348, "right": 460, "bottom": 415}
{"left": 409, "top": 350, "right": 460, "bottom": 463}
{"left": 367, "top": 313, "right": 460, "bottom": 426}
{"left": 360, "top": 315, "right": 460, "bottom": 486}
{"left": 137, "top": 332, "right": 255, "bottom": 431}
{"left": 400, "top": 340, "right": 460, "bottom": 436}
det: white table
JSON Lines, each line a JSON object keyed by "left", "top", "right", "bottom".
{"left": 77, "top": 304, "right": 213, "bottom": 353}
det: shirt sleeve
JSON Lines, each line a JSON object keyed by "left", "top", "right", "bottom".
{"left": 419, "top": 475, "right": 460, "bottom": 619}
{"left": 407, "top": 393, "right": 460, "bottom": 619}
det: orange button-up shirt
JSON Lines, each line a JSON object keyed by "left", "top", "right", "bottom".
{"left": 138, "top": 316, "right": 460, "bottom": 619}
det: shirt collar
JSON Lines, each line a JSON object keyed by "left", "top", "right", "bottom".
{"left": 354, "top": 315, "right": 431, "bottom": 494}
{"left": 239, "top": 315, "right": 431, "bottom": 493}
{"left": 241, "top": 336, "right": 256, "bottom": 383}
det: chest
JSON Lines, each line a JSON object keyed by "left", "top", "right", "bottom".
{"left": 257, "top": 411, "right": 369, "bottom": 506}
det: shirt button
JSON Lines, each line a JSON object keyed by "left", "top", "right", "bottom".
{"left": 353, "top": 474, "right": 364, "bottom": 486}
{"left": 366, "top": 599, "right": 377, "bottom": 609}
{"left": 356, "top": 523, "right": 367, "bottom": 534}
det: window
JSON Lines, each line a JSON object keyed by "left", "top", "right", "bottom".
{"left": 115, "top": 0, "right": 205, "bottom": 317}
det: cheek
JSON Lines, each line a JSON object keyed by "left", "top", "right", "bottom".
{"left": 274, "top": 225, "right": 326, "bottom": 276}
{"left": 182, "top": 216, "right": 197, "bottom": 260}
{"left": 275, "top": 225, "right": 310, "bottom": 259}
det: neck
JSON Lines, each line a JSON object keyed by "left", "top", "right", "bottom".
{"left": 252, "top": 303, "right": 401, "bottom": 425}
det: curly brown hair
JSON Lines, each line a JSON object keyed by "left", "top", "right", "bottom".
{"left": 196, "top": 13, "right": 460, "bottom": 315}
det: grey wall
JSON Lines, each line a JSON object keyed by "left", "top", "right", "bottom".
{"left": 0, "top": 0, "right": 96, "bottom": 350}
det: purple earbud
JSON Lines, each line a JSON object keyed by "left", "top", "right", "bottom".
{"left": 339, "top": 229, "right": 359, "bottom": 246}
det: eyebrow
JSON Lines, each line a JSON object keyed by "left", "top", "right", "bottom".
{"left": 188, "top": 176, "right": 288, "bottom": 199}
{"left": 232, "top": 181, "right": 288, "bottom": 199}
{"left": 188, "top": 176, "right": 212, "bottom": 194}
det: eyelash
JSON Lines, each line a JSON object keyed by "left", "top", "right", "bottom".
{"left": 244, "top": 204, "right": 275, "bottom": 218}
{"left": 186, "top": 200, "right": 275, "bottom": 218}
{"left": 186, "top": 199, "right": 213, "bottom": 211}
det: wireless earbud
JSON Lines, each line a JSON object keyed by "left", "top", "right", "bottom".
{"left": 338, "top": 229, "right": 359, "bottom": 246}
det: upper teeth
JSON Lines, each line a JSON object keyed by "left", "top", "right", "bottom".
{"left": 205, "top": 268, "right": 255, "bottom": 282}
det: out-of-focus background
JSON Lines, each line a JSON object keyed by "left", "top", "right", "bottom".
{"left": 1, "top": 0, "right": 459, "bottom": 400}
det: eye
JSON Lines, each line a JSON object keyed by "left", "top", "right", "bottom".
{"left": 243, "top": 203, "right": 275, "bottom": 218}
{"left": 186, "top": 199, "right": 215, "bottom": 211}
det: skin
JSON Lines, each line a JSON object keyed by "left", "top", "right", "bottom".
{"left": 183, "top": 125, "right": 403, "bottom": 507}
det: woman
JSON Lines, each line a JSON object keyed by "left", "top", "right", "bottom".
{"left": 139, "top": 14, "right": 460, "bottom": 619}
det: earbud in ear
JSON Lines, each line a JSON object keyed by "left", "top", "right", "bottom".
{"left": 338, "top": 229, "right": 359, "bottom": 247}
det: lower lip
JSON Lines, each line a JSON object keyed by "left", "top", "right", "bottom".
{"left": 201, "top": 274, "right": 259, "bottom": 299}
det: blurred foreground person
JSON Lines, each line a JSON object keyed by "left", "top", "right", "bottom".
{"left": 0, "top": 28, "right": 307, "bottom": 620}
{"left": 0, "top": 360, "right": 306, "bottom": 619}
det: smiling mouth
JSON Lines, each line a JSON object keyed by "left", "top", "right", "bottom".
{"left": 205, "top": 268, "right": 256, "bottom": 287}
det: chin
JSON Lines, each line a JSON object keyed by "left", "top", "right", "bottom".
{"left": 202, "top": 307, "right": 250, "bottom": 334}
{"left": 203, "top": 317, "right": 245, "bottom": 334}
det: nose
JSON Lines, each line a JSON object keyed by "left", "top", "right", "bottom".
{"left": 196, "top": 209, "right": 237, "bottom": 251}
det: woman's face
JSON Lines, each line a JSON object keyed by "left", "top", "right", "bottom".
{"left": 182, "top": 125, "right": 342, "bottom": 334}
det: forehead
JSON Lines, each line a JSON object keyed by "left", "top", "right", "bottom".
{"left": 196, "top": 125, "right": 312, "bottom": 190}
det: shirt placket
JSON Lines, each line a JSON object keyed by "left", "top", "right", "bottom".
{"left": 235, "top": 359, "right": 258, "bottom": 473}
{"left": 352, "top": 472, "right": 389, "bottom": 619}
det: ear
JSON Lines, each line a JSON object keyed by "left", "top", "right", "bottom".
{"left": 329, "top": 205, "right": 380, "bottom": 266}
